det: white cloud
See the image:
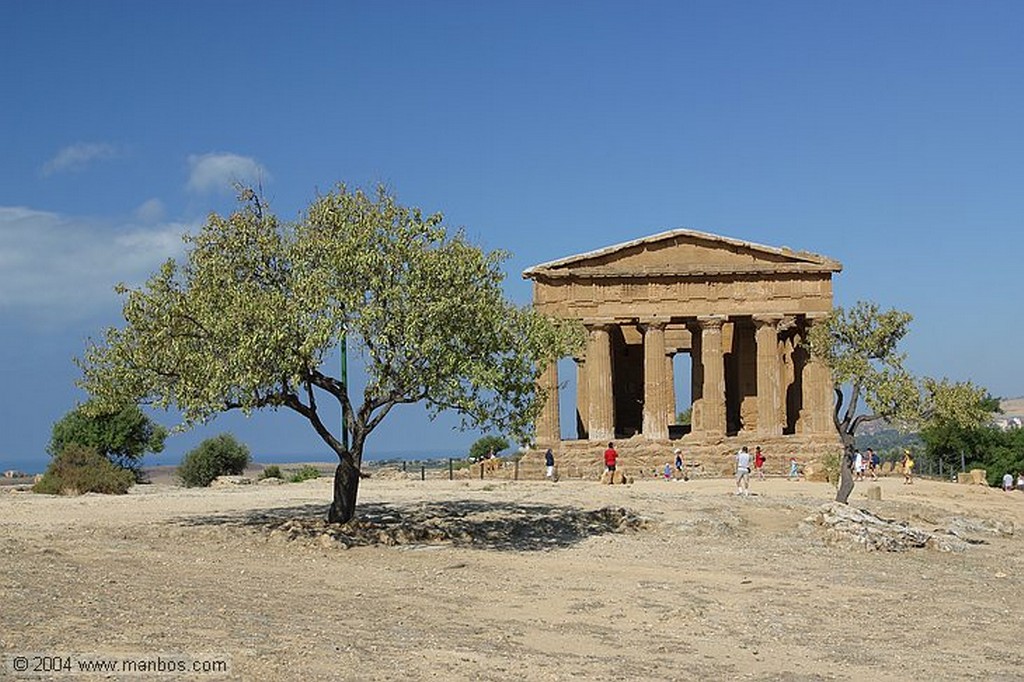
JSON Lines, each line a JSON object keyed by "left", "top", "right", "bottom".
{"left": 41, "top": 142, "right": 119, "bottom": 176}
{"left": 186, "top": 152, "right": 270, "bottom": 194}
{"left": 0, "top": 206, "right": 189, "bottom": 326}
{"left": 134, "top": 198, "right": 166, "bottom": 223}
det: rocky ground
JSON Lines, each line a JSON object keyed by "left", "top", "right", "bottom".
{"left": 2, "top": 472, "right": 1023, "bottom": 681}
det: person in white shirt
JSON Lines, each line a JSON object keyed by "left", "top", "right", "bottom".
{"left": 735, "top": 446, "right": 752, "bottom": 496}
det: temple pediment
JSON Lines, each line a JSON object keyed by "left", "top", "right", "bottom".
{"left": 523, "top": 229, "right": 842, "bottom": 280}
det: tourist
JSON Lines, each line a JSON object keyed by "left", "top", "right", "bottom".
{"left": 674, "top": 448, "right": 684, "bottom": 472}
{"left": 604, "top": 442, "right": 618, "bottom": 483}
{"left": 868, "top": 448, "right": 880, "bottom": 480}
{"left": 735, "top": 446, "right": 751, "bottom": 496}
{"left": 788, "top": 455, "right": 799, "bottom": 481}
{"left": 902, "top": 450, "right": 914, "bottom": 484}
{"left": 544, "top": 448, "right": 555, "bottom": 480}
{"left": 1003, "top": 472, "right": 1014, "bottom": 492}
{"left": 754, "top": 445, "right": 766, "bottom": 480}
{"left": 853, "top": 449, "right": 864, "bottom": 481}
{"left": 1017, "top": 472, "right": 1024, "bottom": 491}
{"left": 663, "top": 463, "right": 672, "bottom": 480}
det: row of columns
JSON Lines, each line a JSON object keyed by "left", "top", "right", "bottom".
{"left": 535, "top": 315, "right": 834, "bottom": 445}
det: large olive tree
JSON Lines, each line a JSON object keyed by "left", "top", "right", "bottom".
{"left": 80, "top": 185, "right": 583, "bottom": 523}
{"left": 807, "top": 301, "right": 990, "bottom": 503}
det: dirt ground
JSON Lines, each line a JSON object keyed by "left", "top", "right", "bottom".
{"left": 2, "top": 471, "right": 1023, "bottom": 681}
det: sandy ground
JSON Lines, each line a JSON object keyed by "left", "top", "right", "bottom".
{"left": 2, "top": 471, "right": 1023, "bottom": 682}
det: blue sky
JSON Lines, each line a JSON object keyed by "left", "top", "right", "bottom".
{"left": 3, "top": 1, "right": 1023, "bottom": 472}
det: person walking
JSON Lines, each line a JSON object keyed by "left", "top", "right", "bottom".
{"left": 868, "top": 448, "right": 879, "bottom": 480}
{"left": 604, "top": 442, "right": 618, "bottom": 484}
{"left": 754, "top": 446, "right": 766, "bottom": 481}
{"left": 735, "top": 446, "right": 752, "bottom": 496}
{"left": 544, "top": 448, "right": 555, "bottom": 480}
{"left": 787, "top": 455, "right": 799, "bottom": 481}
{"left": 902, "top": 450, "right": 915, "bottom": 484}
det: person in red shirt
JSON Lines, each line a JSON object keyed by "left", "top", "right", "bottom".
{"left": 604, "top": 442, "right": 618, "bottom": 483}
{"left": 754, "top": 445, "right": 766, "bottom": 481}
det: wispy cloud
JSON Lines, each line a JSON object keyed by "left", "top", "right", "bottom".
{"left": 186, "top": 152, "right": 270, "bottom": 194}
{"left": 0, "top": 206, "right": 189, "bottom": 326}
{"left": 41, "top": 142, "right": 120, "bottom": 176}
{"left": 134, "top": 198, "right": 166, "bottom": 223}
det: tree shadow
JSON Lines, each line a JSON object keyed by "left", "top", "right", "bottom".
{"left": 171, "top": 499, "right": 649, "bottom": 552}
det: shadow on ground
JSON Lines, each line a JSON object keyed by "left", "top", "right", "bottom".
{"left": 172, "top": 500, "right": 650, "bottom": 551}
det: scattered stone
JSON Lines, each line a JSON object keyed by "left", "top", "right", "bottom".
{"left": 210, "top": 475, "right": 253, "bottom": 487}
{"left": 801, "top": 502, "right": 979, "bottom": 552}
{"left": 865, "top": 485, "right": 882, "bottom": 501}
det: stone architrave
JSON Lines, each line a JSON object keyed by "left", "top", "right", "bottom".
{"left": 535, "top": 361, "right": 560, "bottom": 445}
{"left": 586, "top": 325, "right": 615, "bottom": 441}
{"left": 642, "top": 321, "right": 669, "bottom": 440}
{"left": 698, "top": 316, "right": 727, "bottom": 437}
{"left": 754, "top": 315, "right": 783, "bottom": 436}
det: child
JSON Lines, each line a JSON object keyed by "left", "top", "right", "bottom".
{"left": 788, "top": 456, "right": 799, "bottom": 481}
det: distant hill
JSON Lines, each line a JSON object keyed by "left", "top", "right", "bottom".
{"left": 1000, "top": 396, "right": 1024, "bottom": 416}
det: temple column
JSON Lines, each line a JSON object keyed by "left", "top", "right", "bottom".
{"left": 697, "top": 316, "right": 727, "bottom": 437}
{"left": 642, "top": 321, "right": 669, "bottom": 440}
{"left": 754, "top": 315, "right": 783, "bottom": 436}
{"left": 535, "top": 360, "right": 560, "bottom": 445}
{"left": 586, "top": 324, "right": 615, "bottom": 441}
{"left": 665, "top": 352, "right": 676, "bottom": 428}
{"left": 802, "top": 315, "right": 835, "bottom": 435}
{"left": 574, "top": 357, "right": 589, "bottom": 440}
{"left": 689, "top": 320, "right": 704, "bottom": 432}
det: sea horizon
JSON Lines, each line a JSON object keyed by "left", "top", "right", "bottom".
{"left": 2, "top": 447, "right": 475, "bottom": 476}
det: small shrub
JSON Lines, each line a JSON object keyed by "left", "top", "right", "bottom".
{"left": 178, "top": 433, "right": 251, "bottom": 487}
{"left": 33, "top": 444, "right": 135, "bottom": 495}
{"left": 259, "top": 464, "right": 283, "bottom": 480}
{"left": 289, "top": 464, "right": 321, "bottom": 483}
{"left": 820, "top": 450, "right": 841, "bottom": 487}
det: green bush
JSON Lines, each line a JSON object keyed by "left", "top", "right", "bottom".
{"left": 820, "top": 450, "right": 841, "bottom": 487}
{"left": 289, "top": 464, "right": 321, "bottom": 483}
{"left": 178, "top": 434, "right": 251, "bottom": 487}
{"left": 469, "top": 435, "right": 509, "bottom": 461}
{"left": 33, "top": 444, "right": 135, "bottom": 495}
{"left": 259, "top": 464, "right": 283, "bottom": 480}
{"left": 49, "top": 401, "right": 167, "bottom": 472}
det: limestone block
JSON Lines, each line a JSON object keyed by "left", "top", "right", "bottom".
{"left": 882, "top": 462, "right": 894, "bottom": 474}
{"left": 865, "top": 485, "right": 882, "bottom": 501}
{"left": 970, "top": 469, "right": 987, "bottom": 486}
{"left": 600, "top": 470, "right": 631, "bottom": 485}
{"left": 804, "top": 465, "right": 829, "bottom": 483}
{"left": 210, "top": 475, "right": 253, "bottom": 487}
{"left": 957, "top": 472, "right": 972, "bottom": 484}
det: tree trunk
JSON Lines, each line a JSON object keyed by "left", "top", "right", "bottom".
{"left": 835, "top": 441, "right": 855, "bottom": 504}
{"left": 327, "top": 456, "right": 361, "bottom": 524}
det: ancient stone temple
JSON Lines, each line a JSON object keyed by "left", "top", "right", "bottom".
{"left": 523, "top": 229, "right": 843, "bottom": 477}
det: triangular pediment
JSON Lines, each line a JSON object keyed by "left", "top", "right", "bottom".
{"left": 523, "top": 229, "right": 842, "bottom": 280}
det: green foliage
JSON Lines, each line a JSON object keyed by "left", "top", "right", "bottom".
{"left": 259, "top": 464, "right": 283, "bottom": 480}
{"left": 819, "top": 450, "right": 841, "bottom": 487}
{"left": 469, "top": 435, "right": 510, "bottom": 461}
{"left": 676, "top": 407, "right": 692, "bottom": 426}
{"left": 79, "top": 184, "right": 585, "bottom": 465}
{"left": 33, "top": 444, "right": 135, "bottom": 495}
{"left": 48, "top": 401, "right": 167, "bottom": 471}
{"left": 808, "top": 302, "right": 992, "bottom": 438}
{"left": 178, "top": 434, "right": 251, "bottom": 487}
{"left": 289, "top": 464, "right": 321, "bottom": 483}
